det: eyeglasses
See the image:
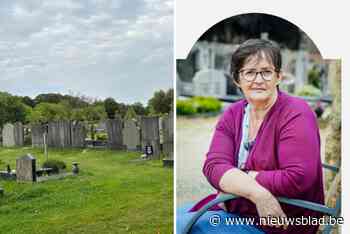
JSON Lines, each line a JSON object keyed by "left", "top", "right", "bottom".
{"left": 239, "top": 69, "right": 277, "bottom": 82}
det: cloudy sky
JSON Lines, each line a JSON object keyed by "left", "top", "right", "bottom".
{"left": 0, "top": 0, "right": 173, "bottom": 104}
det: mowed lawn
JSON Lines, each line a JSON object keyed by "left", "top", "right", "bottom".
{"left": 0, "top": 147, "right": 173, "bottom": 234}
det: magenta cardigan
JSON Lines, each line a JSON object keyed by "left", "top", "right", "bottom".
{"left": 192, "top": 91, "right": 324, "bottom": 234}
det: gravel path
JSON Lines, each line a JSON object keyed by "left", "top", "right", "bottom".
{"left": 176, "top": 116, "right": 219, "bottom": 207}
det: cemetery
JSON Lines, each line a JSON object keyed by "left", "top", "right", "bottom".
{"left": 0, "top": 93, "right": 174, "bottom": 233}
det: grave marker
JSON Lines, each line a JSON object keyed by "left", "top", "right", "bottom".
{"left": 16, "top": 154, "right": 36, "bottom": 182}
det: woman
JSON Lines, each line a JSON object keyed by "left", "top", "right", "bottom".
{"left": 182, "top": 39, "right": 324, "bottom": 234}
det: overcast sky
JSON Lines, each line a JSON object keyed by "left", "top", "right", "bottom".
{"left": 0, "top": 0, "right": 173, "bottom": 104}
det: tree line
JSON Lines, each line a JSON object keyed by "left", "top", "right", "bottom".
{"left": 0, "top": 89, "right": 173, "bottom": 128}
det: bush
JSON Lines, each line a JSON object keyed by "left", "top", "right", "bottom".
{"left": 176, "top": 97, "right": 222, "bottom": 115}
{"left": 96, "top": 132, "right": 108, "bottom": 141}
{"left": 176, "top": 100, "right": 196, "bottom": 115}
{"left": 193, "top": 96, "right": 222, "bottom": 113}
{"left": 42, "top": 159, "right": 66, "bottom": 173}
{"left": 295, "top": 85, "right": 322, "bottom": 97}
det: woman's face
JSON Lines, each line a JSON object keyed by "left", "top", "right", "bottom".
{"left": 235, "top": 52, "right": 281, "bottom": 104}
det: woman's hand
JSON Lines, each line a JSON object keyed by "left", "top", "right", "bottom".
{"left": 218, "top": 168, "right": 287, "bottom": 229}
{"left": 251, "top": 188, "right": 288, "bottom": 229}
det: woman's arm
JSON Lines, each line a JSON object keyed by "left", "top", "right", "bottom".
{"left": 219, "top": 168, "right": 267, "bottom": 202}
{"left": 203, "top": 111, "right": 286, "bottom": 225}
{"left": 255, "top": 109, "right": 321, "bottom": 198}
{"left": 219, "top": 168, "right": 287, "bottom": 226}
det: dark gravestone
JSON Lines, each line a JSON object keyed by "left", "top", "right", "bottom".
{"left": 31, "top": 124, "right": 46, "bottom": 147}
{"left": 48, "top": 120, "right": 72, "bottom": 148}
{"left": 71, "top": 121, "right": 86, "bottom": 148}
{"left": 16, "top": 154, "right": 36, "bottom": 182}
{"left": 162, "top": 112, "right": 174, "bottom": 167}
{"left": 14, "top": 122, "right": 24, "bottom": 146}
{"left": 141, "top": 116, "right": 161, "bottom": 159}
{"left": 106, "top": 117, "right": 124, "bottom": 150}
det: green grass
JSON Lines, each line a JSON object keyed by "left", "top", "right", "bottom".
{"left": 0, "top": 147, "right": 173, "bottom": 234}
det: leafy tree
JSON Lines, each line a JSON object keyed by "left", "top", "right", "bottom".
{"left": 63, "top": 95, "right": 89, "bottom": 108}
{"left": 115, "top": 102, "right": 127, "bottom": 118}
{"left": 104, "top": 98, "right": 119, "bottom": 119}
{"left": 34, "top": 93, "right": 89, "bottom": 109}
{"left": 124, "top": 106, "right": 137, "bottom": 120}
{"left": 34, "top": 93, "right": 64, "bottom": 105}
{"left": 27, "top": 103, "right": 70, "bottom": 123}
{"left": 0, "top": 92, "right": 28, "bottom": 127}
{"left": 21, "top": 96, "right": 36, "bottom": 108}
{"left": 71, "top": 108, "right": 86, "bottom": 121}
{"left": 131, "top": 102, "right": 148, "bottom": 116}
{"left": 147, "top": 89, "right": 173, "bottom": 115}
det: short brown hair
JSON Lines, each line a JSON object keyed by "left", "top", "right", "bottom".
{"left": 230, "top": 39, "right": 282, "bottom": 82}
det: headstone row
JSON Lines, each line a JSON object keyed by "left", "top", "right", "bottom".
{"left": 106, "top": 115, "right": 173, "bottom": 160}
{"left": 6, "top": 115, "right": 174, "bottom": 161}
{"left": 31, "top": 120, "right": 86, "bottom": 148}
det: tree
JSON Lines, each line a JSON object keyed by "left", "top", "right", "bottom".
{"left": 115, "top": 102, "right": 127, "bottom": 118}
{"left": 131, "top": 102, "right": 148, "bottom": 116}
{"left": 21, "top": 96, "right": 36, "bottom": 108}
{"left": 27, "top": 103, "right": 70, "bottom": 123}
{"left": 124, "top": 106, "right": 137, "bottom": 120}
{"left": 84, "top": 105, "right": 107, "bottom": 122}
{"left": 63, "top": 94, "right": 89, "bottom": 108}
{"left": 104, "top": 98, "right": 118, "bottom": 119}
{"left": 0, "top": 92, "right": 28, "bottom": 127}
{"left": 147, "top": 89, "right": 173, "bottom": 115}
{"left": 34, "top": 93, "right": 64, "bottom": 105}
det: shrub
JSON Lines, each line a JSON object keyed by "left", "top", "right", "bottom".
{"left": 295, "top": 85, "right": 322, "bottom": 97}
{"left": 176, "top": 100, "right": 197, "bottom": 115}
{"left": 96, "top": 132, "right": 108, "bottom": 141}
{"left": 176, "top": 97, "right": 222, "bottom": 115}
{"left": 193, "top": 96, "right": 222, "bottom": 113}
{"left": 42, "top": 159, "right": 66, "bottom": 173}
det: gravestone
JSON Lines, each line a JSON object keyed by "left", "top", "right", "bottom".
{"left": 162, "top": 112, "right": 174, "bottom": 167}
{"left": 14, "top": 122, "right": 24, "bottom": 146}
{"left": 2, "top": 122, "right": 24, "bottom": 147}
{"left": 122, "top": 119, "right": 141, "bottom": 151}
{"left": 193, "top": 69, "right": 227, "bottom": 98}
{"left": 31, "top": 124, "right": 46, "bottom": 147}
{"left": 48, "top": 120, "right": 72, "bottom": 148}
{"left": 71, "top": 121, "right": 86, "bottom": 148}
{"left": 2, "top": 123, "right": 15, "bottom": 147}
{"left": 16, "top": 154, "right": 36, "bottom": 182}
{"left": 106, "top": 116, "right": 124, "bottom": 150}
{"left": 141, "top": 116, "right": 161, "bottom": 159}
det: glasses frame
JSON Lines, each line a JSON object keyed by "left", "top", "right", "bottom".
{"left": 238, "top": 68, "right": 278, "bottom": 82}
